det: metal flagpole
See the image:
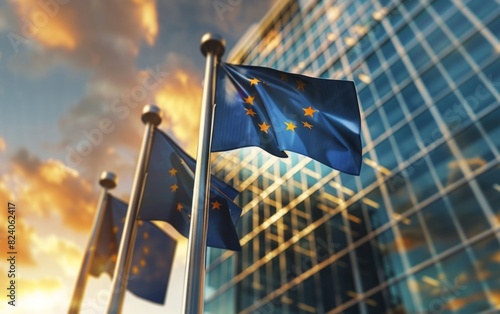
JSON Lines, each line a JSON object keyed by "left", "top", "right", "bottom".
{"left": 182, "top": 33, "right": 225, "bottom": 314}
{"left": 106, "top": 105, "right": 161, "bottom": 314}
{"left": 68, "top": 171, "right": 117, "bottom": 314}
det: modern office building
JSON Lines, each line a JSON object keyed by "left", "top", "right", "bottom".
{"left": 205, "top": 0, "right": 500, "bottom": 313}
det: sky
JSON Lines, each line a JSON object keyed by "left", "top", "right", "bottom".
{"left": 0, "top": 0, "right": 275, "bottom": 313}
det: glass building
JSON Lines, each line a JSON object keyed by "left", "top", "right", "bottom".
{"left": 205, "top": 0, "right": 500, "bottom": 313}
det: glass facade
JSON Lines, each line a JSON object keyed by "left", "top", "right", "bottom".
{"left": 205, "top": 0, "right": 500, "bottom": 313}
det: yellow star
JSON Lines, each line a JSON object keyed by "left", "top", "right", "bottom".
{"left": 143, "top": 232, "right": 149, "bottom": 239}
{"left": 303, "top": 106, "right": 317, "bottom": 117}
{"left": 249, "top": 78, "right": 260, "bottom": 86}
{"left": 111, "top": 254, "right": 117, "bottom": 262}
{"left": 169, "top": 168, "right": 177, "bottom": 176}
{"left": 259, "top": 122, "right": 271, "bottom": 133}
{"left": 296, "top": 80, "right": 306, "bottom": 91}
{"left": 143, "top": 246, "right": 150, "bottom": 254}
{"left": 211, "top": 200, "right": 222, "bottom": 210}
{"left": 137, "top": 221, "right": 143, "bottom": 226}
{"left": 140, "top": 259, "right": 146, "bottom": 267}
{"left": 170, "top": 183, "right": 179, "bottom": 192}
{"left": 132, "top": 266, "right": 139, "bottom": 275}
{"left": 176, "top": 203, "right": 183, "bottom": 212}
{"left": 285, "top": 121, "right": 297, "bottom": 132}
{"left": 245, "top": 108, "right": 257, "bottom": 117}
{"left": 281, "top": 73, "right": 288, "bottom": 81}
{"left": 244, "top": 95, "right": 255, "bottom": 105}
{"left": 302, "top": 121, "right": 313, "bottom": 129}
{"left": 112, "top": 226, "right": 119, "bottom": 234}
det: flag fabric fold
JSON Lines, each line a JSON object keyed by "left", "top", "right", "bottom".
{"left": 89, "top": 194, "right": 177, "bottom": 304}
{"left": 138, "top": 129, "right": 242, "bottom": 251}
{"left": 212, "top": 63, "right": 362, "bottom": 175}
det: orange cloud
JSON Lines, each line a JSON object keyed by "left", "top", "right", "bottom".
{"left": 32, "top": 234, "right": 82, "bottom": 276}
{"left": 11, "top": 0, "right": 76, "bottom": 50}
{"left": 11, "top": 149, "right": 96, "bottom": 232}
{"left": 11, "top": 0, "right": 157, "bottom": 51}
{"left": 0, "top": 136, "right": 6, "bottom": 152}
{"left": 0, "top": 181, "right": 36, "bottom": 266}
{"left": 155, "top": 61, "right": 203, "bottom": 156}
{"left": 133, "top": 0, "right": 158, "bottom": 45}
{"left": 0, "top": 276, "right": 65, "bottom": 312}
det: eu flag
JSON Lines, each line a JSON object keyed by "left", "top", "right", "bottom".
{"left": 138, "top": 129, "right": 242, "bottom": 251}
{"left": 212, "top": 63, "right": 362, "bottom": 175}
{"left": 90, "top": 194, "right": 177, "bottom": 304}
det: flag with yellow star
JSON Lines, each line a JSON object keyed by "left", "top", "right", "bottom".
{"left": 138, "top": 129, "right": 242, "bottom": 251}
{"left": 212, "top": 63, "right": 362, "bottom": 175}
{"left": 89, "top": 194, "right": 177, "bottom": 304}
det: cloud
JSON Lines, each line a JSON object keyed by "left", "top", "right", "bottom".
{"left": 20, "top": 276, "right": 62, "bottom": 293}
{"left": 0, "top": 276, "right": 66, "bottom": 313}
{"left": 0, "top": 181, "right": 37, "bottom": 266}
{"left": 155, "top": 53, "right": 204, "bottom": 155}
{"left": 0, "top": 136, "right": 5, "bottom": 152}
{"left": 10, "top": 149, "right": 96, "bottom": 232}
{"left": 32, "top": 234, "right": 83, "bottom": 276}
{"left": 4, "top": 0, "right": 274, "bottom": 179}
{"left": 7, "top": 0, "right": 158, "bottom": 73}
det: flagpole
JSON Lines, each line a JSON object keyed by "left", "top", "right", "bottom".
{"left": 106, "top": 105, "right": 161, "bottom": 314}
{"left": 68, "top": 171, "right": 117, "bottom": 314}
{"left": 182, "top": 33, "right": 225, "bottom": 314}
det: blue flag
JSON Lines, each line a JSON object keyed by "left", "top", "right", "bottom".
{"left": 212, "top": 63, "right": 362, "bottom": 175}
{"left": 90, "top": 194, "right": 177, "bottom": 304}
{"left": 138, "top": 129, "right": 242, "bottom": 251}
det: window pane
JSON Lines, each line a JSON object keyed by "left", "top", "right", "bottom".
{"left": 401, "top": 82, "right": 425, "bottom": 112}
{"left": 414, "top": 8, "right": 434, "bottom": 33}
{"left": 447, "top": 184, "right": 491, "bottom": 239}
{"left": 463, "top": 33, "right": 495, "bottom": 66}
{"left": 366, "top": 109, "right": 385, "bottom": 141}
{"left": 467, "top": 0, "right": 499, "bottom": 20}
{"left": 381, "top": 38, "right": 397, "bottom": 61}
{"left": 413, "top": 109, "right": 442, "bottom": 145}
{"left": 429, "top": 142, "right": 462, "bottom": 187}
{"left": 479, "top": 107, "right": 500, "bottom": 151}
{"left": 407, "top": 43, "right": 430, "bottom": 69}
{"left": 375, "top": 138, "right": 398, "bottom": 170}
{"left": 373, "top": 72, "right": 392, "bottom": 99}
{"left": 445, "top": 10, "right": 473, "bottom": 39}
{"left": 383, "top": 96, "right": 406, "bottom": 127}
{"left": 393, "top": 123, "right": 419, "bottom": 161}
{"left": 359, "top": 86, "right": 375, "bottom": 111}
{"left": 397, "top": 24, "right": 415, "bottom": 47}
{"left": 441, "top": 49, "right": 472, "bottom": 83}
{"left": 421, "top": 199, "right": 461, "bottom": 253}
{"left": 427, "top": 27, "right": 451, "bottom": 55}
{"left": 440, "top": 247, "right": 491, "bottom": 313}
{"left": 398, "top": 213, "right": 432, "bottom": 267}
{"left": 435, "top": 91, "right": 471, "bottom": 133}
{"left": 407, "top": 157, "right": 439, "bottom": 202}
{"left": 390, "top": 59, "right": 410, "bottom": 85}
{"left": 421, "top": 67, "right": 447, "bottom": 99}
{"left": 475, "top": 167, "right": 500, "bottom": 223}
{"left": 454, "top": 125, "right": 495, "bottom": 165}
{"left": 458, "top": 75, "right": 496, "bottom": 115}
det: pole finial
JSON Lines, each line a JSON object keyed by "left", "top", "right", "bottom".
{"left": 99, "top": 171, "right": 117, "bottom": 189}
{"left": 142, "top": 104, "right": 162, "bottom": 126}
{"left": 200, "top": 33, "right": 225, "bottom": 59}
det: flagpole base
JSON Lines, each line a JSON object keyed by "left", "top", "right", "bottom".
{"left": 99, "top": 171, "right": 117, "bottom": 189}
{"left": 142, "top": 105, "right": 162, "bottom": 126}
{"left": 201, "top": 33, "right": 225, "bottom": 59}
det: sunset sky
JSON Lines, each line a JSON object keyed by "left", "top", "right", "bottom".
{"left": 0, "top": 0, "right": 274, "bottom": 312}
